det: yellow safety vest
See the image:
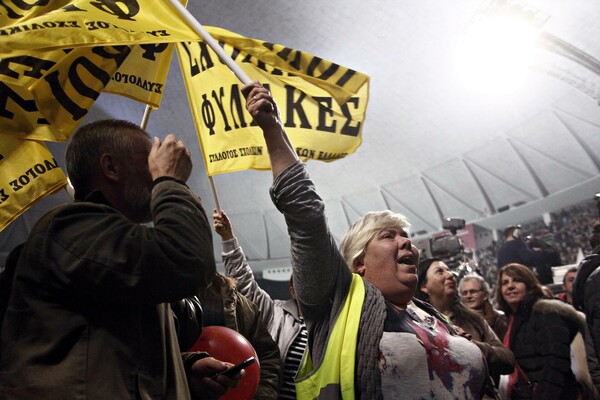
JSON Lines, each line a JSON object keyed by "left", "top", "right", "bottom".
{"left": 295, "top": 274, "right": 366, "bottom": 400}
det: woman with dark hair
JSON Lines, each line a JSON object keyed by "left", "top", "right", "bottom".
{"left": 495, "top": 263, "right": 586, "bottom": 400}
{"left": 416, "top": 258, "right": 515, "bottom": 397}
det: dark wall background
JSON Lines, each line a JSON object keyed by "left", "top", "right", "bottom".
{"left": 255, "top": 278, "right": 291, "bottom": 300}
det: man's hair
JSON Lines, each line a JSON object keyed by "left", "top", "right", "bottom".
{"left": 66, "top": 119, "right": 149, "bottom": 200}
{"left": 562, "top": 266, "right": 578, "bottom": 285}
{"left": 504, "top": 225, "right": 521, "bottom": 239}
{"left": 458, "top": 273, "right": 490, "bottom": 295}
{"left": 495, "top": 263, "right": 544, "bottom": 313}
{"left": 339, "top": 210, "right": 411, "bottom": 271}
{"left": 590, "top": 220, "right": 600, "bottom": 249}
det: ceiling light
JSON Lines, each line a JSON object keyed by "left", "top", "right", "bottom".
{"left": 455, "top": 2, "right": 548, "bottom": 95}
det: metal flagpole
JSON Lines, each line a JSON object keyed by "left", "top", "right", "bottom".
{"left": 139, "top": 103, "right": 222, "bottom": 210}
{"left": 166, "top": 0, "right": 252, "bottom": 85}
{"left": 208, "top": 176, "right": 221, "bottom": 212}
{"left": 139, "top": 105, "right": 153, "bottom": 130}
{"left": 165, "top": 0, "right": 254, "bottom": 212}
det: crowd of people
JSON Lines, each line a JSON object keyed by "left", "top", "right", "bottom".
{"left": 476, "top": 199, "right": 598, "bottom": 288}
{"left": 2, "top": 82, "right": 600, "bottom": 400}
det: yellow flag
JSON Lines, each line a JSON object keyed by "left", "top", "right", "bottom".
{"left": 0, "top": 136, "right": 67, "bottom": 232}
{"left": 104, "top": 43, "right": 175, "bottom": 108}
{"left": 0, "top": 0, "right": 195, "bottom": 231}
{"left": 0, "top": 0, "right": 201, "bottom": 58}
{"left": 1, "top": 45, "right": 132, "bottom": 141}
{"left": 177, "top": 27, "right": 370, "bottom": 176}
{"left": 204, "top": 27, "right": 368, "bottom": 105}
{"left": 0, "top": 1, "right": 190, "bottom": 141}
{"left": 103, "top": 1, "right": 191, "bottom": 107}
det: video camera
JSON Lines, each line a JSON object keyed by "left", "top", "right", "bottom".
{"left": 442, "top": 217, "right": 466, "bottom": 234}
{"left": 430, "top": 218, "right": 465, "bottom": 261}
{"left": 429, "top": 217, "right": 474, "bottom": 279}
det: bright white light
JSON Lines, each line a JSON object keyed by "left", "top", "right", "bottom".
{"left": 455, "top": 14, "right": 539, "bottom": 95}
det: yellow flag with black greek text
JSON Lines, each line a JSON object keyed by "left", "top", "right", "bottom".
{"left": 177, "top": 27, "right": 370, "bottom": 176}
{"left": 0, "top": 0, "right": 187, "bottom": 230}
{"left": 0, "top": 137, "right": 67, "bottom": 232}
{"left": 0, "top": 0, "right": 200, "bottom": 57}
{"left": 0, "top": 0, "right": 192, "bottom": 141}
{"left": 104, "top": 43, "right": 175, "bottom": 108}
{"left": 102, "top": 1, "right": 190, "bottom": 107}
{"left": 1, "top": 46, "right": 132, "bottom": 141}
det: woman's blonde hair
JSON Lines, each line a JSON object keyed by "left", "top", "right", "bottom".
{"left": 339, "top": 210, "right": 411, "bottom": 271}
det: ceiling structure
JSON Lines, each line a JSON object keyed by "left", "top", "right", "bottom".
{"left": 2, "top": 0, "right": 600, "bottom": 276}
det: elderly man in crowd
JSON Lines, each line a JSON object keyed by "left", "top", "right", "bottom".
{"left": 459, "top": 273, "right": 508, "bottom": 339}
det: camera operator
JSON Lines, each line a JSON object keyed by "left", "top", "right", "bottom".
{"left": 430, "top": 218, "right": 477, "bottom": 281}
{"left": 496, "top": 224, "right": 545, "bottom": 278}
{"left": 525, "top": 234, "right": 562, "bottom": 285}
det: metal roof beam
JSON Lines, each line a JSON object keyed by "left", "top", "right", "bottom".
{"left": 506, "top": 138, "right": 549, "bottom": 197}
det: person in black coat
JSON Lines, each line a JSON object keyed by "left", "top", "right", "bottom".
{"left": 496, "top": 225, "right": 545, "bottom": 279}
{"left": 573, "top": 220, "right": 600, "bottom": 394}
{"left": 496, "top": 263, "right": 585, "bottom": 400}
{"left": 525, "top": 236, "right": 562, "bottom": 285}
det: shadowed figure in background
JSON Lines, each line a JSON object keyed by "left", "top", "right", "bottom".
{"left": 214, "top": 208, "right": 306, "bottom": 400}
{"left": 191, "top": 230, "right": 282, "bottom": 400}
{"left": 573, "top": 219, "right": 600, "bottom": 396}
{"left": 525, "top": 235, "right": 562, "bottom": 285}
{"left": 497, "top": 225, "right": 545, "bottom": 280}
{"left": 557, "top": 267, "right": 578, "bottom": 305}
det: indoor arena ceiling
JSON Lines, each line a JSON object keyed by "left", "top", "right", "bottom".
{"left": 2, "top": 0, "right": 600, "bottom": 273}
